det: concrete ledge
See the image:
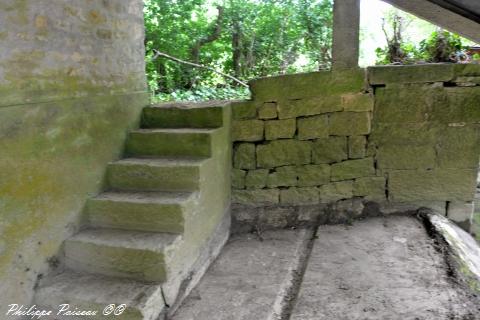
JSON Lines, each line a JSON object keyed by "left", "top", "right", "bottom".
{"left": 424, "top": 212, "right": 480, "bottom": 293}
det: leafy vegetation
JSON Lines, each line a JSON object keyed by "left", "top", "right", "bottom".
{"left": 375, "top": 11, "right": 473, "bottom": 65}
{"left": 144, "top": 0, "right": 333, "bottom": 101}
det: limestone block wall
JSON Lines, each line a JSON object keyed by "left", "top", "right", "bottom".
{"left": 0, "top": 0, "right": 148, "bottom": 310}
{"left": 231, "top": 65, "right": 480, "bottom": 232}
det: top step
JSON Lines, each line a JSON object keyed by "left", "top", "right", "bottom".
{"left": 142, "top": 101, "right": 230, "bottom": 129}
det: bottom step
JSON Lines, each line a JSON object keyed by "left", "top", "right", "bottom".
{"left": 34, "top": 271, "right": 165, "bottom": 320}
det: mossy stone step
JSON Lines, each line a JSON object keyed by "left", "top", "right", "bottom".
{"left": 87, "top": 191, "right": 197, "bottom": 233}
{"left": 125, "top": 128, "right": 222, "bottom": 158}
{"left": 107, "top": 157, "right": 208, "bottom": 192}
{"left": 35, "top": 271, "right": 164, "bottom": 320}
{"left": 142, "top": 101, "right": 229, "bottom": 129}
{"left": 65, "top": 228, "right": 181, "bottom": 282}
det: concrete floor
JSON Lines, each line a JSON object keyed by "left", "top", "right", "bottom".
{"left": 171, "top": 216, "right": 480, "bottom": 320}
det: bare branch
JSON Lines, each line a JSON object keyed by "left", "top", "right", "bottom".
{"left": 152, "top": 49, "right": 249, "bottom": 88}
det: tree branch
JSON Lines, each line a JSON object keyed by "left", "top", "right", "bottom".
{"left": 152, "top": 49, "right": 249, "bottom": 88}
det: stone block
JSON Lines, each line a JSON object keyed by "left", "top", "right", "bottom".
{"left": 348, "top": 135, "right": 366, "bottom": 159}
{"left": 368, "top": 64, "right": 455, "bottom": 85}
{"left": 331, "top": 158, "right": 375, "bottom": 181}
{"left": 369, "top": 122, "right": 440, "bottom": 147}
{"left": 267, "top": 166, "right": 298, "bottom": 188}
{"left": 232, "top": 189, "right": 279, "bottom": 205}
{"left": 297, "top": 164, "right": 330, "bottom": 187}
{"left": 232, "top": 169, "right": 246, "bottom": 189}
{"left": 231, "top": 100, "right": 256, "bottom": 120}
{"left": 374, "top": 84, "right": 444, "bottom": 123}
{"left": 430, "top": 87, "right": 480, "bottom": 124}
{"left": 329, "top": 112, "right": 371, "bottom": 136}
{"left": 280, "top": 187, "right": 319, "bottom": 205}
{"left": 233, "top": 143, "right": 256, "bottom": 169}
{"left": 257, "top": 140, "right": 311, "bottom": 168}
{"left": 278, "top": 96, "right": 342, "bottom": 119}
{"left": 436, "top": 126, "right": 480, "bottom": 169}
{"left": 312, "top": 136, "right": 347, "bottom": 164}
{"left": 258, "top": 102, "right": 277, "bottom": 119}
{"left": 388, "top": 169, "right": 477, "bottom": 202}
{"left": 265, "top": 119, "right": 296, "bottom": 140}
{"left": 250, "top": 69, "right": 365, "bottom": 102}
{"left": 447, "top": 201, "right": 474, "bottom": 230}
{"left": 341, "top": 93, "right": 373, "bottom": 112}
{"left": 297, "top": 115, "right": 329, "bottom": 140}
{"left": 245, "top": 169, "right": 269, "bottom": 189}
{"left": 319, "top": 181, "right": 353, "bottom": 203}
{"left": 353, "top": 176, "right": 386, "bottom": 201}
{"left": 376, "top": 145, "right": 436, "bottom": 170}
{"left": 232, "top": 120, "right": 264, "bottom": 141}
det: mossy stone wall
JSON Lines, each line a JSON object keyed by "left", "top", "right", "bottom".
{"left": 0, "top": 0, "right": 148, "bottom": 310}
{"left": 231, "top": 64, "right": 480, "bottom": 232}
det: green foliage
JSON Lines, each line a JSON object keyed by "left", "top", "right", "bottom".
{"left": 417, "top": 31, "right": 465, "bottom": 63}
{"left": 375, "top": 19, "right": 469, "bottom": 65}
{"left": 144, "top": 0, "right": 333, "bottom": 101}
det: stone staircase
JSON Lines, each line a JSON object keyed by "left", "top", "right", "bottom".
{"left": 34, "top": 101, "right": 232, "bottom": 319}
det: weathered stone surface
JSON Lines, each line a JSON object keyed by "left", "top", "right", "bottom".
{"left": 297, "top": 115, "right": 328, "bottom": 140}
{"left": 312, "top": 136, "right": 347, "bottom": 164}
{"left": 233, "top": 143, "right": 256, "bottom": 169}
{"left": 267, "top": 166, "right": 298, "bottom": 188}
{"left": 297, "top": 164, "right": 330, "bottom": 187}
{"left": 331, "top": 158, "right": 375, "bottom": 181}
{"left": 389, "top": 169, "right": 477, "bottom": 202}
{"left": 232, "top": 120, "right": 264, "bottom": 141}
{"left": 231, "top": 100, "right": 256, "bottom": 120}
{"left": 374, "top": 84, "right": 444, "bottom": 123}
{"left": 232, "top": 189, "right": 279, "bottom": 205}
{"left": 368, "top": 64, "right": 455, "bottom": 85}
{"left": 431, "top": 87, "right": 480, "bottom": 124}
{"left": 231, "top": 169, "right": 246, "bottom": 189}
{"left": 278, "top": 96, "right": 342, "bottom": 119}
{"left": 245, "top": 169, "right": 269, "bottom": 189}
{"left": 319, "top": 181, "right": 353, "bottom": 203}
{"left": 447, "top": 202, "right": 474, "bottom": 226}
{"left": 353, "top": 176, "right": 386, "bottom": 201}
{"left": 436, "top": 126, "right": 480, "bottom": 169}
{"left": 376, "top": 145, "right": 436, "bottom": 170}
{"left": 250, "top": 69, "right": 365, "bottom": 102}
{"left": 280, "top": 187, "right": 319, "bottom": 205}
{"left": 342, "top": 93, "right": 373, "bottom": 112}
{"left": 265, "top": 119, "right": 296, "bottom": 140}
{"left": 334, "top": 198, "right": 365, "bottom": 219}
{"left": 257, "top": 140, "right": 311, "bottom": 168}
{"left": 258, "top": 207, "right": 296, "bottom": 228}
{"left": 379, "top": 201, "right": 447, "bottom": 215}
{"left": 329, "top": 112, "right": 371, "bottom": 136}
{"left": 348, "top": 135, "right": 366, "bottom": 159}
{"left": 258, "top": 102, "right": 277, "bottom": 119}
{"left": 369, "top": 122, "right": 440, "bottom": 147}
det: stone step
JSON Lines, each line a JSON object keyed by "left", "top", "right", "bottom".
{"left": 87, "top": 191, "right": 198, "bottom": 233}
{"left": 107, "top": 157, "right": 208, "bottom": 192}
{"left": 65, "top": 228, "right": 181, "bottom": 282}
{"left": 125, "top": 128, "right": 221, "bottom": 158}
{"left": 35, "top": 271, "right": 165, "bottom": 320}
{"left": 142, "top": 101, "right": 229, "bottom": 129}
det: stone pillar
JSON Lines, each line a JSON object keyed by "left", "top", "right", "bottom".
{"left": 332, "top": 0, "right": 361, "bottom": 70}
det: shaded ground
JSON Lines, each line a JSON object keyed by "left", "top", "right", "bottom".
{"left": 172, "top": 216, "right": 480, "bottom": 320}
{"left": 291, "top": 217, "right": 479, "bottom": 320}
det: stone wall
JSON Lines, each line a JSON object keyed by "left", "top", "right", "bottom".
{"left": 0, "top": 0, "right": 148, "bottom": 310}
{"left": 231, "top": 64, "right": 480, "bottom": 232}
